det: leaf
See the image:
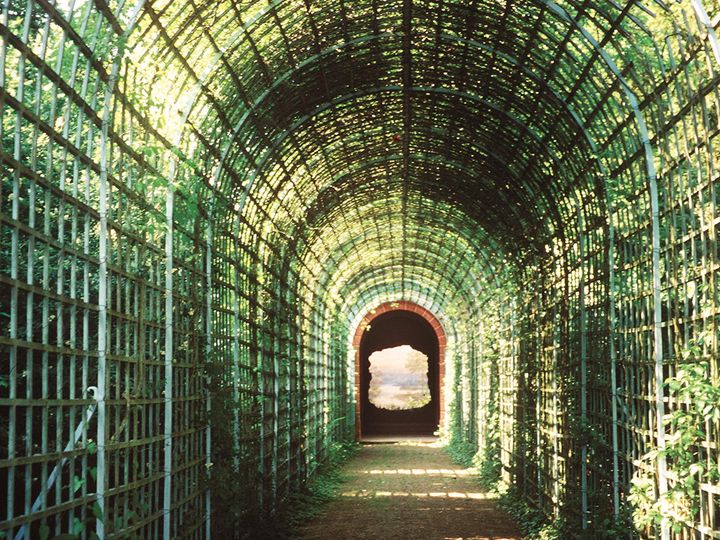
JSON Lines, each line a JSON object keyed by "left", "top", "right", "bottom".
{"left": 50, "top": 535, "right": 78, "bottom": 540}
{"left": 72, "top": 476, "right": 85, "bottom": 493}
{"left": 92, "top": 502, "right": 104, "bottom": 522}
{"left": 72, "top": 518, "right": 85, "bottom": 535}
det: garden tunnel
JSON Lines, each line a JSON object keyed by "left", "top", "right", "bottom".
{"left": 2, "top": 0, "right": 720, "bottom": 538}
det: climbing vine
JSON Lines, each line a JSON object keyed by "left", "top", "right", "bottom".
{"left": 629, "top": 340, "right": 720, "bottom": 533}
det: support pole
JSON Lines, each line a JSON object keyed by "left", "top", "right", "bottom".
{"left": 649, "top": 147, "right": 669, "bottom": 540}
{"left": 552, "top": 306, "right": 560, "bottom": 518}
{"left": 205, "top": 217, "right": 214, "bottom": 538}
{"left": 163, "top": 182, "right": 174, "bottom": 540}
{"left": 578, "top": 205, "right": 588, "bottom": 530}
{"left": 608, "top": 198, "right": 620, "bottom": 519}
{"left": 536, "top": 292, "right": 542, "bottom": 503}
{"left": 96, "top": 7, "right": 146, "bottom": 537}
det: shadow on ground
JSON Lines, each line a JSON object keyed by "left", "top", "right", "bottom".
{"left": 297, "top": 440, "right": 521, "bottom": 540}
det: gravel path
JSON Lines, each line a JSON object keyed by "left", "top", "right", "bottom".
{"left": 297, "top": 441, "right": 522, "bottom": 540}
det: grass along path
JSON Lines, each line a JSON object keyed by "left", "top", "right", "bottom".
{"left": 296, "top": 440, "right": 521, "bottom": 540}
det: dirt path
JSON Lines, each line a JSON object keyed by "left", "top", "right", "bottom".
{"left": 297, "top": 441, "right": 522, "bottom": 540}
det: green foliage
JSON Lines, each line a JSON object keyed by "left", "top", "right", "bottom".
{"left": 629, "top": 341, "right": 720, "bottom": 533}
{"left": 71, "top": 475, "right": 85, "bottom": 494}
{"left": 446, "top": 436, "right": 502, "bottom": 493}
{"left": 202, "top": 361, "right": 246, "bottom": 538}
{"left": 499, "top": 490, "right": 562, "bottom": 540}
{"left": 286, "top": 441, "right": 358, "bottom": 529}
{"left": 475, "top": 443, "right": 502, "bottom": 489}
{"left": 477, "top": 395, "right": 502, "bottom": 487}
{"left": 500, "top": 486, "right": 634, "bottom": 540}
{"left": 204, "top": 349, "right": 357, "bottom": 539}
{"left": 220, "top": 441, "right": 358, "bottom": 540}
{"left": 446, "top": 438, "right": 476, "bottom": 468}
{"left": 6, "top": 0, "right": 46, "bottom": 33}
{"left": 445, "top": 365, "right": 502, "bottom": 490}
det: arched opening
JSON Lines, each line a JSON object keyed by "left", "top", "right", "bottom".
{"left": 360, "top": 311, "right": 439, "bottom": 437}
{"left": 353, "top": 302, "right": 446, "bottom": 439}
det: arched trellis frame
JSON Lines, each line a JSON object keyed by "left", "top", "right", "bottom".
{"left": 2, "top": 1, "right": 720, "bottom": 539}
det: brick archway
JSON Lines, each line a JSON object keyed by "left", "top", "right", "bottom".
{"left": 352, "top": 301, "right": 446, "bottom": 439}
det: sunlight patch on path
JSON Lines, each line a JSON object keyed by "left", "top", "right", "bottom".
{"left": 297, "top": 441, "right": 521, "bottom": 539}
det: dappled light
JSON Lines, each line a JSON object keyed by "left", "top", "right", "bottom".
{"left": 297, "top": 442, "right": 519, "bottom": 539}
{"left": 339, "top": 490, "right": 499, "bottom": 500}
{"left": 361, "top": 468, "right": 474, "bottom": 476}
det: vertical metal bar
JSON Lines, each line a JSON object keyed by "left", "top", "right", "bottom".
{"left": 163, "top": 182, "right": 174, "bottom": 540}
{"left": 536, "top": 292, "right": 542, "bottom": 503}
{"left": 644, "top": 107, "right": 670, "bottom": 540}
{"left": 552, "top": 305, "right": 560, "bottom": 518}
{"left": 257, "top": 295, "right": 265, "bottom": 510}
{"left": 10, "top": 6, "right": 36, "bottom": 536}
{"left": 70, "top": 8, "right": 91, "bottom": 532}
{"left": 7, "top": 5, "right": 25, "bottom": 529}
{"left": 232, "top": 219, "right": 242, "bottom": 470}
{"left": 607, "top": 201, "right": 620, "bottom": 519}
{"left": 272, "top": 278, "right": 280, "bottom": 508}
{"left": 96, "top": 6, "right": 144, "bottom": 535}
{"left": 24, "top": 8, "right": 47, "bottom": 522}
{"left": 311, "top": 316, "right": 318, "bottom": 468}
{"left": 285, "top": 285, "right": 292, "bottom": 495}
{"left": 55, "top": 120, "right": 66, "bottom": 533}
{"left": 509, "top": 298, "right": 516, "bottom": 486}
{"left": 651, "top": 186, "right": 669, "bottom": 540}
{"left": 97, "top": 120, "right": 108, "bottom": 540}
{"left": 578, "top": 205, "right": 588, "bottom": 530}
{"left": 477, "top": 319, "right": 484, "bottom": 452}
{"left": 322, "top": 316, "right": 329, "bottom": 457}
{"left": 205, "top": 216, "right": 213, "bottom": 539}
{"left": 41, "top": 140, "right": 51, "bottom": 536}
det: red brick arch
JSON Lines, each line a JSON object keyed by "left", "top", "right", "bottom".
{"left": 352, "top": 301, "right": 446, "bottom": 439}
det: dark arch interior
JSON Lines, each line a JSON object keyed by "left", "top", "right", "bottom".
{"left": 359, "top": 310, "right": 440, "bottom": 437}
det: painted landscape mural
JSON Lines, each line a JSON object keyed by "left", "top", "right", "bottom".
{"left": 368, "top": 345, "right": 431, "bottom": 410}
